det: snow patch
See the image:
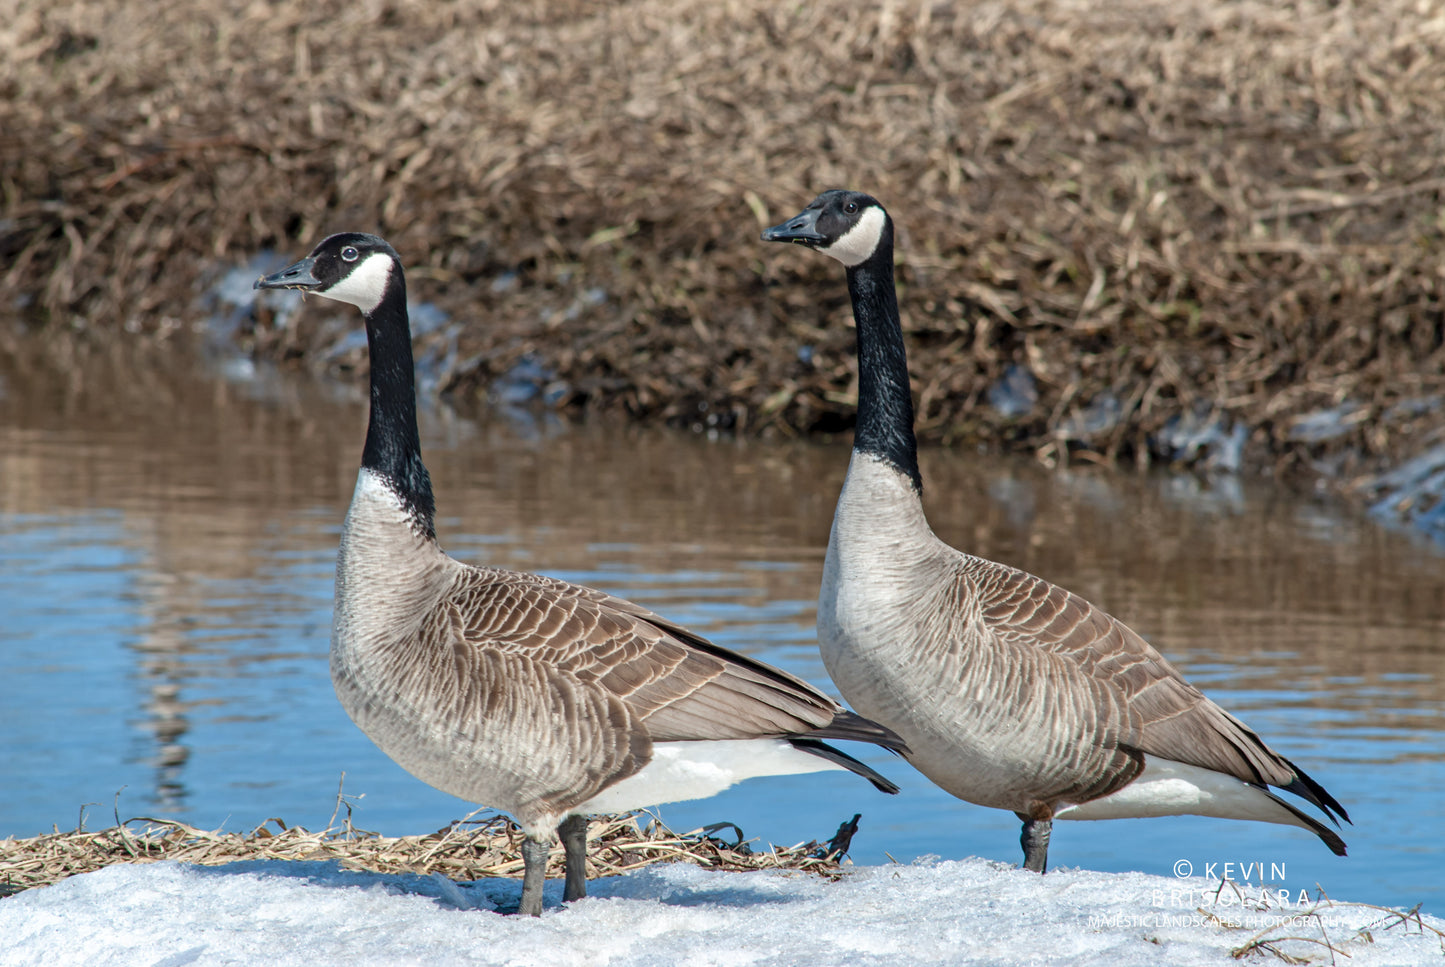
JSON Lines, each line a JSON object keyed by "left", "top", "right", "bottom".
{"left": 0, "top": 858, "right": 1437, "bottom": 967}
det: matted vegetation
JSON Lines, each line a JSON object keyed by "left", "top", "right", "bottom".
{"left": 3, "top": 0, "right": 1444, "bottom": 496}
{"left": 0, "top": 811, "right": 854, "bottom": 898}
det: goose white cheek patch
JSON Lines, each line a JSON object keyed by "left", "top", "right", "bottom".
{"left": 822, "top": 206, "right": 887, "bottom": 267}
{"left": 323, "top": 251, "right": 394, "bottom": 313}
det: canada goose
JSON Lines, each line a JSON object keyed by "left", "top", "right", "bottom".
{"left": 254, "top": 232, "right": 907, "bottom": 915}
{"left": 761, "top": 191, "right": 1349, "bottom": 872}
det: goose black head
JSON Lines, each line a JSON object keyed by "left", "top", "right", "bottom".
{"left": 254, "top": 232, "right": 402, "bottom": 315}
{"left": 761, "top": 189, "right": 892, "bottom": 268}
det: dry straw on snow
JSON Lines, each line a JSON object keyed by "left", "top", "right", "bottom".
{"left": 2, "top": 0, "right": 1444, "bottom": 480}
{"left": 0, "top": 811, "right": 853, "bottom": 898}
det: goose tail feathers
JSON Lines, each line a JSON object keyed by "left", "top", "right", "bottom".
{"left": 787, "top": 737, "right": 901, "bottom": 794}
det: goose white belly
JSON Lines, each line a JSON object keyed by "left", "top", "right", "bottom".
{"left": 1056, "top": 757, "right": 1318, "bottom": 829}
{"left": 577, "top": 739, "right": 842, "bottom": 815}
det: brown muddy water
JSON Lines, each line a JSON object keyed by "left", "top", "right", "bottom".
{"left": 1, "top": 334, "right": 1441, "bottom": 911}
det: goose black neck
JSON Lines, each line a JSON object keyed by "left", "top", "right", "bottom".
{"left": 360, "top": 276, "right": 436, "bottom": 538}
{"left": 846, "top": 242, "right": 922, "bottom": 493}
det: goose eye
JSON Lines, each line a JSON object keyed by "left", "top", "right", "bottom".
{"left": 341, "top": 246, "right": 360, "bottom": 262}
{"left": 844, "top": 201, "right": 859, "bottom": 214}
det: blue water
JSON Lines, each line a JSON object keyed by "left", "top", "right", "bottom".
{"left": 1, "top": 345, "right": 1441, "bottom": 912}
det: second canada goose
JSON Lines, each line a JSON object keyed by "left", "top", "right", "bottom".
{"left": 761, "top": 190, "right": 1349, "bottom": 872}
{"left": 254, "top": 232, "right": 907, "bottom": 915}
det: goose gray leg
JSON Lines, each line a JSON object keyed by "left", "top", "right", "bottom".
{"left": 1017, "top": 812, "right": 1051, "bottom": 873}
{"left": 518, "top": 835, "right": 550, "bottom": 916}
{"left": 558, "top": 814, "right": 589, "bottom": 903}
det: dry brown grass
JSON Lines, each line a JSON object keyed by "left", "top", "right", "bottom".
{"left": 1194, "top": 879, "right": 1445, "bottom": 964}
{"left": 3, "top": 0, "right": 1444, "bottom": 480}
{"left": 0, "top": 810, "right": 850, "bottom": 899}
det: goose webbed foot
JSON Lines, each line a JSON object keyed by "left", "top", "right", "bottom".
{"left": 558, "top": 814, "right": 589, "bottom": 903}
{"left": 1017, "top": 812, "right": 1051, "bottom": 874}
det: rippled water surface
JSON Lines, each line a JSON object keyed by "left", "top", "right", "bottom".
{"left": 2, "top": 337, "right": 1441, "bottom": 910}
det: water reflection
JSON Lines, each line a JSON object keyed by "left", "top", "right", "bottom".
{"left": 0, "top": 330, "right": 1441, "bottom": 910}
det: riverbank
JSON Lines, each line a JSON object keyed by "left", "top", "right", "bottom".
{"left": 3, "top": 0, "right": 1443, "bottom": 536}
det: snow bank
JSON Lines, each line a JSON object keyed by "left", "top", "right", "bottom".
{"left": 2, "top": 857, "right": 1439, "bottom": 967}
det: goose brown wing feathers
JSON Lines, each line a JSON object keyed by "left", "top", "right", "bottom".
{"left": 966, "top": 558, "right": 1314, "bottom": 794}
{"left": 450, "top": 567, "right": 886, "bottom": 744}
